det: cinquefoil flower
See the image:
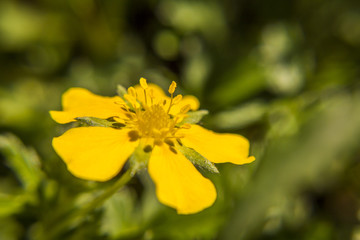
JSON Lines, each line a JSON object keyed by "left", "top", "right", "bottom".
{"left": 50, "top": 78, "right": 255, "bottom": 214}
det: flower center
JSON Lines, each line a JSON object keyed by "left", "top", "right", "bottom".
{"left": 120, "top": 78, "right": 190, "bottom": 141}
{"left": 136, "top": 104, "right": 175, "bottom": 138}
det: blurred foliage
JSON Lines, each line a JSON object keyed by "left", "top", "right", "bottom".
{"left": 1, "top": 0, "right": 360, "bottom": 239}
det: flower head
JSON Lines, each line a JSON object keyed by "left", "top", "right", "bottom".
{"left": 50, "top": 78, "right": 255, "bottom": 214}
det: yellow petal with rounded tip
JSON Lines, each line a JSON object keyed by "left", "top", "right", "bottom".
{"left": 180, "top": 125, "right": 255, "bottom": 165}
{"left": 148, "top": 144, "right": 216, "bottom": 214}
{"left": 52, "top": 127, "right": 138, "bottom": 181}
{"left": 50, "top": 88, "right": 125, "bottom": 124}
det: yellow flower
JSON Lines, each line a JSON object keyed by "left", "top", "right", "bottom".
{"left": 50, "top": 78, "right": 255, "bottom": 214}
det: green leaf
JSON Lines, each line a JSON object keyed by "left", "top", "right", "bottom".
{"left": 0, "top": 134, "right": 42, "bottom": 192}
{"left": 179, "top": 110, "right": 209, "bottom": 125}
{"left": 0, "top": 217, "right": 22, "bottom": 240}
{"left": 177, "top": 145, "right": 219, "bottom": 174}
{"left": 0, "top": 194, "right": 26, "bottom": 217}
{"left": 151, "top": 207, "right": 224, "bottom": 240}
{"left": 210, "top": 101, "right": 267, "bottom": 129}
{"left": 101, "top": 190, "right": 140, "bottom": 238}
{"left": 75, "top": 117, "right": 125, "bottom": 128}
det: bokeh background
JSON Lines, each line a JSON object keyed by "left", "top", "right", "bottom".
{"left": 1, "top": 0, "right": 360, "bottom": 239}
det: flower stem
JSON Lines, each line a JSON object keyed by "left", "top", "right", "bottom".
{"left": 45, "top": 168, "right": 134, "bottom": 239}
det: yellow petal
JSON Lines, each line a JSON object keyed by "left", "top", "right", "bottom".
{"left": 180, "top": 125, "right": 255, "bottom": 165}
{"left": 50, "top": 88, "right": 125, "bottom": 124}
{"left": 148, "top": 144, "right": 216, "bottom": 214}
{"left": 52, "top": 127, "right": 138, "bottom": 181}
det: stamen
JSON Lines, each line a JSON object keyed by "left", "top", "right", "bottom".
{"left": 112, "top": 122, "right": 126, "bottom": 128}
{"left": 113, "top": 117, "right": 126, "bottom": 124}
{"left": 149, "top": 89, "right": 154, "bottom": 105}
{"left": 176, "top": 138, "right": 183, "bottom": 146}
{"left": 167, "top": 96, "right": 173, "bottom": 114}
{"left": 128, "top": 130, "right": 140, "bottom": 141}
{"left": 125, "top": 113, "right": 135, "bottom": 119}
{"left": 125, "top": 79, "right": 186, "bottom": 141}
{"left": 181, "top": 123, "right": 191, "bottom": 129}
{"left": 165, "top": 139, "right": 175, "bottom": 147}
{"left": 124, "top": 94, "right": 138, "bottom": 109}
{"left": 173, "top": 95, "right": 182, "bottom": 105}
{"left": 169, "top": 147, "right": 178, "bottom": 154}
{"left": 168, "top": 81, "right": 176, "bottom": 94}
{"left": 167, "top": 81, "right": 180, "bottom": 114}
{"left": 180, "top": 104, "right": 191, "bottom": 114}
{"left": 140, "top": 77, "right": 148, "bottom": 89}
{"left": 149, "top": 89, "right": 155, "bottom": 98}
{"left": 143, "top": 145, "right": 152, "bottom": 153}
{"left": 128, "top": 87, "right": 137, "bottom": 98}
{"left": 154, "top": 139, "right": 163, "bottom": 146}
{"left": 144, "top": 89, "right": 148, "bottom": 105}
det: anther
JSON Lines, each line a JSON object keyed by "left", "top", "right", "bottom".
{"left": 167, "top": 83, "right": 178, "bottom": 114}
{"left": 154, "top": 139, "right": 163, "bottom": 146}
{"left": 180, "top": 104, "right": 191, "bottom": 114}
{"left": 168, "top": 81, "right": 176, "bottom": 94}
{"left": 125, "top": 113, "right": 134, "bottom": 119}
{"left": 169, "top": 146, "right": 178, "bottom": 154}
{"left": 176, "top": 138, "right": 183, "bottom": 146}
{"left": 112, "top": 123, "right": 126, "bottom": 128}
{"left": 143, "top": 145, "right": 153, "bottom": 153}
{"left": 164, "top": 139, "right": 175, "bottom": 147}
{"left": 128, "top": 87, "right": 137, "bottom": 98}
{"left": 140, "top": 77, "right": 148, "bottom": 89}
{"left": 106, "top": 116, "right": 116, "bottom": 122}
{"left": 128, "top": 130, "right": 140, "bottom": 142}
{"left": 173, "top": 95, "right": 182, "bottom": 105}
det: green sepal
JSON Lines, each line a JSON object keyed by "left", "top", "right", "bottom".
{"left": 75, "top": 117, "right": 125, "bottom": 128}
{"left": 177, "top": 145, "right": 219, "bottom": 174}
{"left": 128, "top": 143, "right": 152, "bottom": 174}
{"left": 179, "top": 110, "right": 209, "bottom": 125}
{"left": 116, "top": 84, "right": 127, "bottom": 98}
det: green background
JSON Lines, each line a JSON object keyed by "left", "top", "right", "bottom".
{"left": 1, "top": 0, "right": 360, "bottom": 239}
